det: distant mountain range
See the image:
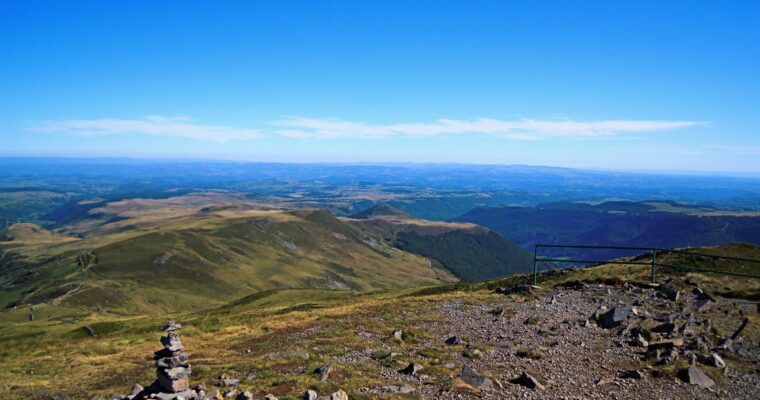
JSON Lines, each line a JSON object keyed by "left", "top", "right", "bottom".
{"left": 455, "top": 200, "right": 760, "bottom": 261}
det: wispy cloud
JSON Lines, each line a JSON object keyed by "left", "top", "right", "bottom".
{"left": 706, "top": 144, "right": 760, "bottom": 156}
{"left": 27, "top": 116, "right": 261, "bottom": 142}
{"left": 27, "top": 115, "right": 703, "bottom": 142}
{"left": 273, "top": 117, "right": 703, "bottom": 140}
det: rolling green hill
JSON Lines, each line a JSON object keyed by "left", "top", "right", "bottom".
{"left": 0, "top": 204, "right": 459, "bottom": 316}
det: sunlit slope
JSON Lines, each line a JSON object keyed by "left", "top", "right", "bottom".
{"left": 0, "top": 208, "right": 457, "bottom": 314}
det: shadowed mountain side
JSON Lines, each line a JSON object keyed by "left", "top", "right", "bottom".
{"left": 347, "top": 205, "right": 533, "bottom": 281}
{"left": 455, "top": 201, "right": 760, "bottom": 260}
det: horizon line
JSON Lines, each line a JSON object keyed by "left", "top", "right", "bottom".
{"left": 1, "top": 155, "right": 759, "bottom": 178}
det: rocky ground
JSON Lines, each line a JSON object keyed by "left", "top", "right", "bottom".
{"left": 102, "top": 277, "right": 760, "bottom": 400}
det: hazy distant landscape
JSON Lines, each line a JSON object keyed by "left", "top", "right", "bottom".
{"left": 2, "top": 1, "right": 759, "bottom": 399}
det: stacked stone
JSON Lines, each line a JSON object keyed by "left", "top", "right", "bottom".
{"left": 153, "top": 321, "right": 193, "bottom": 398}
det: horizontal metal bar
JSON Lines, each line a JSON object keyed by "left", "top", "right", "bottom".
{"left": 535, "top": 244, "right": 655, "bottom": 251}
{"left": 536, "top": 258, "right": 652, "bottom": 266}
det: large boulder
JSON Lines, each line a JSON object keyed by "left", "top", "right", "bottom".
{"left": 599, "top": 307, "right": 632, "bottom": 329}
{"left": 460, "top": 367, "right": 493, "bottom": 390}
{"left": 677, "top": 366, "right": 715, "bottom": 388}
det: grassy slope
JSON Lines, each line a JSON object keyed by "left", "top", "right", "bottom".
{"left": 0, "top": 207, "right": 456, "bottom": 315}
{"left": 0, "top": 243, "right": 757, "bottom": 399}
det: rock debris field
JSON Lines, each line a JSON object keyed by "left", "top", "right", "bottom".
{"left": 102, "top": 278, "right": 759, "bottom": 400}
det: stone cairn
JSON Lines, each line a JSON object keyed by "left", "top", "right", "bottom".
{"left": 149, "top": 320, "right": 193, "bottom": 399}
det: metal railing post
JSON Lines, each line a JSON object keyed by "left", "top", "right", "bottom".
{"left": 651, "top": 249, "right": 657, "bottom": 284}
{"left": 532, "top": 245, "right": 538, "bottom": 285}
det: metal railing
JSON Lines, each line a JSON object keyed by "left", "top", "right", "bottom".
{"left": 532, "top": 244, "right": 760, "bottom": 285}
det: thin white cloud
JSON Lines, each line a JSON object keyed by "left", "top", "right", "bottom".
{"left": 28, "top": 115, "right": 261, "bottom": 142}
{"left": 27, "top": 115, "right": 703, "bottom": 142}
{"left": 273, "top": 117, "right": 703, "bottom": 140}
{"left": 706, "top": 144, "right": 760, "bottom": 156}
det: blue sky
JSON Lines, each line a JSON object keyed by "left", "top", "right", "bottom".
{"left": 1, "top": 1, "right": 758, "bottom": 173}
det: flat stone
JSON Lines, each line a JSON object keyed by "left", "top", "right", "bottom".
{"left": 153, "top": 348, "right": 184, "bottom": 360}
{"left": 162, "top": 321, "right": 182, "bottom": 332}
{"left": 678, "top": 366, "right": 715, "bottom": 388}
{"left": 160, "top": 336, "right": 184, "bottom": 352}
{"left": 648, "top": 337, "right": 684, "bottom": 349}
{"left": 266, "top": 349, "right": 310, "bottom": 360}
{"left": 158, "top": 366, "right": 191, "bottom": 380}
{"left": 156, "top": 374, "right": 189, "bottom": 393}
{"left": 460, "top": 367, "right": 493, "bottom": 389}
{"left": 514, "top": 372, "right": 544, "bottom": 390}
{"left": 397, "top": 385, "right": 415, "bottom": 393}
{"left": 156, "top": 354, "right": 190, "bottom": 369}
{"left": 153, "top": 389, "right": 194, "bottom": 400}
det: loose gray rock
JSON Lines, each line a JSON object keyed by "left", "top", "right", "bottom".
{"left": 399, "top": 363, "right": 423, "bottom": 375}
{"left": 514, "top": 372, "right": 544, "bottom": 390}
{"left": 678, "top": 366, "right": 715, "bottom": 388}
{"left": 599, "top": 307, "right": 632, "bottom": 328}
{"left": 266, "top": 349, "right": 310, "bottom": 360}
{"left": 445, "top": 336, "right": 461, "bottom": 345}
{"left": 130, "top": 383, "right": 143, "bottom": 396}
{"left": 315, "top": 364, "right": 332, "bottom": 381}
{"left": 303, "top": 389, "right": 318, "bottom": 400}
{"left": 235, "top": 392, "right": 254, "bottom": 400}
{"left": 218, "top": 375, "right": 239, "bottom": 387}
{"left": 330, "top": 390, "right": 348, "bottom": 400}
{"left": 621, "top": 370, "right": 644, "bottom": 379}
{"left": 632, "top": 334, "right": 648, "bottom": 347}
{"left": 460, "top": 367, "right": 493, "bottom": 389}
{"left": 463, "top": 348, "right": 483, "bottom": 359}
